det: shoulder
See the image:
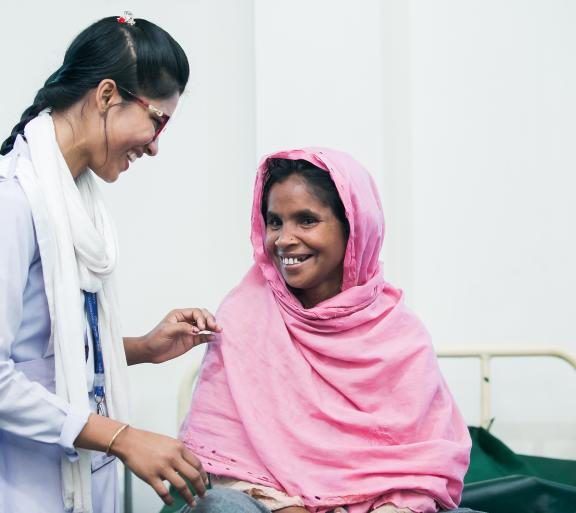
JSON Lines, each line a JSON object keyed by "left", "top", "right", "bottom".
{"left": 0, "top": 176, "right": 33, "bottom": 224}
{"left": 0, "top": 170, "right": 29, "bottom": 200}
{"left": 0, "top": 176, "right": 36, "bottom": 259}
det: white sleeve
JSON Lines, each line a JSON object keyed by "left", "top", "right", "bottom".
{"left": 0, "top": 178, "right": 90, "bottom": 460}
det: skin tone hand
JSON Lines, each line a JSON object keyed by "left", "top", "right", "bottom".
{"left": 124, "top": 308, "right": 222, "bottom": 365}
{"left": 277, "top": 508, "right": 310, "bottom": 513}
{"left": 111, "top": 426, "right": 207, "bottom": 507}
{"left": 75, "top": 414, "right": 208, "bottom": 508}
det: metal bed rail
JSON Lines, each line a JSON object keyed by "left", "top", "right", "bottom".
{"left": 436, "top": 346, "right": 576, "bottom": 430}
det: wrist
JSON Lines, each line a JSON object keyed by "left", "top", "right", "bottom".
{"left": 74, "top": 414, "right": 126, "bottom": 453}
{"left": 107, "top": 424, "right": 133, "bottom": 460}
{"left": 124, "top": 335, "right": 153, "bottom": 365}
{"left": 106, "top": 423, "right": 130, "bottom": 456}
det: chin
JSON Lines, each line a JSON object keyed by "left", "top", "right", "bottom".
{"left": 90, "top": 164, "right": 121, "bottom": 183}
{"left": 99, "top": 174, "right": 118, "bottom": 184}
{"left": 285, "top": 278, "right": 313, "bottom": 291}
{"left": 101, "top": 167, "right": 122, "bottom": 183}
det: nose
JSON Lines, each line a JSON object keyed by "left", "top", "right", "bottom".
{"left": 274, "top": 225, "right": 298, "bottom": 249}
{"left": 145, "top": 138, "right": 159, "bottom": 157}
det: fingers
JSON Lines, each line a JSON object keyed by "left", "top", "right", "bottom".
{"left": 180, "top": 450, "right": 208, "bottom": 498}
{"left": 168, "top": 323, "right": 215, "bottom": 347}
{"left": 182, "top": 448, "right": 209, "bottom": 486}
{"left": 172, "top": 308, "right": 222, "bottom": 333}
{"left": 176, "top": 464, "right": 206, "bottom": 499}
{"left": 165, "top": 469, "right": 196, "bottom": 508}
{"left": 200, "top": 308, "right": 222, "bottom": 333}
{"left": 123, "top": 429, "right": 207, "bottom": 507}
{"left": 150, "top": 479, "right": 173, "bottom": 506}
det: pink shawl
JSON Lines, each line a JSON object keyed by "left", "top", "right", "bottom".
{"left": 181, "top": 148, "right": 470, "bottom": 512}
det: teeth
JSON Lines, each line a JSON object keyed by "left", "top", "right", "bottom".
{"left": 127, "top": 152, "right": 137, "bottom": 162}
{"left": 281, "top": 257, "right": 306, "bottom": 265}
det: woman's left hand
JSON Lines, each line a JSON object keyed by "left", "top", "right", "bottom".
{"left": 125, "top": 308, "right": 222, "bottom": 365}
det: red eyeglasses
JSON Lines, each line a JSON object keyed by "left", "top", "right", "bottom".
{"left": 118, "top": 86, "right": 170, "bottom": 142}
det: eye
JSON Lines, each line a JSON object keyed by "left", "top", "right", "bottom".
{"left": 266, "top": 214, "right": 282, "bottom": 228}
{"left": 300, "top": 215, "right": 319, "bottom": 226}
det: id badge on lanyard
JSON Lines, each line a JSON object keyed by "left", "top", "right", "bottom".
{"left": 84, "top": 291, "right": 106, "bottom": 415}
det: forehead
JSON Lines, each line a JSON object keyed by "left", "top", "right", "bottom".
{"left": 267, "top": 174, "right": 332, "bottom": 213}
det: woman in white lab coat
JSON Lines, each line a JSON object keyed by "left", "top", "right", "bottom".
{"left": 0, "top": 13, "right": 222, "bottom": 513}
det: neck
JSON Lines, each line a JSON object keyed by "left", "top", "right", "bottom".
{"left": 51, "top": 109, "right": 89, "bottom": 179}
{"left": 295, "top": 280, "right": 342, "bottom": 309}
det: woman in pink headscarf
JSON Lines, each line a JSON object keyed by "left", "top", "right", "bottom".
{"left": 180, "top": 148, "right": 475, "bottom": 513}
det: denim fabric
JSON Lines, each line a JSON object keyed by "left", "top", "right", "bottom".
{"left": 178, "top": 488, "right": 270, "bottom": 513}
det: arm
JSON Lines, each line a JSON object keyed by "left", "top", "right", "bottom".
{"left": 124, "top": 308, "right": 222, "bottom": 365}
{"left": 0, "top": 181, "right": 206, "bottom": 509}
{"left": 123, "top": 335, "right": 160, "bottom": 366}
{"left": 0, "top": 179, "right": 89, "bottom": 453}
{"left": 103, "top": 308, "right": 224, "bottom": 505}
{"left": 74, "top": 413, "right": 208, "bottom": 507}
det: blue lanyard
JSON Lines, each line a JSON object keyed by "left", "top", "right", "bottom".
{"left": 84, "top": 291, "right": 106, "bottom": 415}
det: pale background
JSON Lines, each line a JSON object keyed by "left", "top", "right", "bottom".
{"left": 1, "top": 1, "right": 575, "bottom": 512}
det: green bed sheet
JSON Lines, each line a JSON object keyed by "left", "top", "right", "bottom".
{"left": 461, "top": 427, "right": 576, "bottom": 512}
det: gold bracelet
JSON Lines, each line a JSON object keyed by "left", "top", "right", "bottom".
{"left": 106, "top": 424, "right": 129, "bottom": 456}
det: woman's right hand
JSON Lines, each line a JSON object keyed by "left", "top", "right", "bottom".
{"left": 110, "top": 426, "right": 208, "bottom": 508}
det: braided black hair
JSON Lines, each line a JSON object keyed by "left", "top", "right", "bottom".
{"left": 1, "top": 16, "right": 189, "bottom": 155}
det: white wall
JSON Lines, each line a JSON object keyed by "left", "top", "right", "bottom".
{"left": 2, "top": 2, "right": 575, "bottom": 512}
{"left": 409, "top": 0, "right": 576, "bottom": 457}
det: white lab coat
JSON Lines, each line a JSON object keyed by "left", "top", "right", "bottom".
{"left": 0, "top": 174, "right": 119, "bottom": 513}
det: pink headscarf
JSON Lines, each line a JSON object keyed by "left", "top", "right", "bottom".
{"left": 181, "top": 148, "right": 470, "bottom": 513}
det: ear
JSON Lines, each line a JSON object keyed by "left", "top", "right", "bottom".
{"left": 95, "top": 79, "right": 120, "bottom": 113}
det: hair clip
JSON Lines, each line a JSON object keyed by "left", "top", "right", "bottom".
{"left": 117, "top": 11, "right": 136, "bottom": 26}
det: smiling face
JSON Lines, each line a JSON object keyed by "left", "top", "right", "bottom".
{"left": 265, "top": 174, "right": 348, "bottom": 308}
{"left": 87, "top": 85, "right": 179, "bottom": 182}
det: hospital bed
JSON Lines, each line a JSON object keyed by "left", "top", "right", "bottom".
{"left": 436, "top": 347, "right": 576, "bottom": 512}
{"left": 123, "top": 347, "right": 576, "bottom": 513}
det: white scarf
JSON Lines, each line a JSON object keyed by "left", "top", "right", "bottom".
{"left": 3, "top": 112, "right": 130, "bottom": 512}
